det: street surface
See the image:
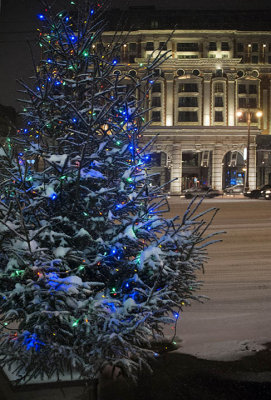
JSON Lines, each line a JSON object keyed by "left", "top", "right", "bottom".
{"left": 165, "top": 196, "right": 271, "bottom": 360}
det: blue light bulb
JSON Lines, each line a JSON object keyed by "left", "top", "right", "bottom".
{"left": 72, "top": 118, "right": 77, "bottom": 123}
{"left": 173, "top": 311, "right": 179, "bottom": 319}
{"left": 51, "top": 193, "right": 57, "bottom": 200}
{"left": 90, "top": 9, "right": 94, "bottom": 15}
{"left": 47, "top": 59, "right": 53, "bottom": 63}
{"left": 112, "top": 60, "right": 118, "bottom": 65}
{"left": 37, "top": 14, "right": 45, "bottom": 20}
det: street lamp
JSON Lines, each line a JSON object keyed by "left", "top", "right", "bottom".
{"left": 236, "top": 109, "right": 262, "bottom": 191}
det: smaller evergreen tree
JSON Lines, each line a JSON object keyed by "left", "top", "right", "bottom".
{"left": 0, "top": 0, "right": 220, "bottom": 387}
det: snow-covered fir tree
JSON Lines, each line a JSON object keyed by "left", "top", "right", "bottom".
{"left": 0, "top": 0, "right": 220, "bottom": 386}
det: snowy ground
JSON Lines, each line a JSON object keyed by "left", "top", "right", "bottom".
{"left": 165, "top": 196, "right": 271, "bottom": 361}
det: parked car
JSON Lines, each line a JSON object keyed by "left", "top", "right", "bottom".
{"left": 244, "top": 184, "right": 271, "bottom": 199}
{"left": 223, "top": 184, "right": 244, "bottom": 195}
{"left": 183, "top": 186, "right": 221, "bottom": 199}
{"left": 263, "top": 187, "right": 271, "bottom": 200}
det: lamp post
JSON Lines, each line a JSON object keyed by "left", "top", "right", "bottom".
{"left": 236, "top": 109, "right": 262, "bottom": 191}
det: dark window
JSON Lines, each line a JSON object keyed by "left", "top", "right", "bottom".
{"left": 178, "top": 97, "right": 198, "bottom": 107}
{"left": 237, "top": 55, "right": 243, "bottom": 62}
{"left": 252, "top": 55, "right": 258, "bottom": 64}
{"left": 221, "top": 42, "right": 229, "bottom": 51}
{"left": 146, "top": 42, "right": 154, "bottom": 51}
{"left": 252, "top": 43, "right": 258, "bottom": 52}
{"left": 214, "top": 82, "right": 224, "bottom": 93}
{"left": 178, "top": 83, "right": 198, "bottom": 92}
{"left": 151, "top": 97, "right": 161, "bottom": 107}
{"left": 178, "top": 55, "right": 198, "bottom": 59}
{"left": 249, "top": 84, "right": 257, "bottom": 94}
{"left": 209, "top": 42, "right": 217, "bottom": 51}
{"left": 128, "top": 55, "right": 135, "bottom": 63}
{"left": 178, "top": 111, "right": 198, "bottom": 122}
{"left": 150, "top": 153, "right": 162, "bottom": 166}
{"left": 269, "top": 43, "right": 271, "bottom": 52}
{"left": 251, "top": 113, "right": 258, "bottom": 123}
{"left": 214, "top": 96, "right": 223, "bottom": 107}
{"left": 238, "top": 84, "right": 246, "bottom": 94}
{"left": 268, "top": 56, "right": 271, "bottom": 64}
{"left": 152, "top": 83, "right": 161, "bottom": 93}
{"left": 177, "top": 42, "right": 199, "bottom": 51}
{"left": 96, "top": 43, "right": 103, "bottom": 53}
{"left": 159, "top": 42, "right": 167, "bottom": 50}
{"left": 237, "top": 43, "right": 244, "bottom": 52}
{"left": 129, "top": 42, "right": 137, "bottom": 52}
{"left": 238, "top": 98, "right": 247, "bottom": 108}
{"left": 248, "top": 98, "right": 257, "bottom": 108}
{"left": 214, "top": 111, "right": 223, "bottom": 122}
{"left": 152, "top": 111, "right": 161, "bottom": 121}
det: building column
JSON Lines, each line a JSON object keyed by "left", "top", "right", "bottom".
{"left": 227, "top": 73, "right": 235, "bottom": 126}
{"left": 165, "top": 72, "right": 174, "bottom": 126}
{"left": 269, "top": 80, "right": 271, "bottom": 134}
{"left": 249, "top": 143, "right": 257, "bottom": 190}
{"left": 212, "top": 145, "right": 223, "bottom": 190}
{"left": 263, "top": 89, "right": 268, "bottom": 131}
{"left": 203, "top": 73, "right": 212, "bottom": 126}
{"left": 170, "top": 145, "right": 182, "bottom": 194}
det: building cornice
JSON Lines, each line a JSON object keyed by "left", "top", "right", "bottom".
{"left": 144, "top": 126, "right": 261, "bottom": 137}
{"left": 136, "top": 58, "right": 243, "bottom": 69}
{"left": 104, "top": 30, "right": 271, "bottom": 35}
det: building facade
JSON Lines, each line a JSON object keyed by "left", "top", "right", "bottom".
{"left": 104, "top": 26, "right": 271, "bottom": 194}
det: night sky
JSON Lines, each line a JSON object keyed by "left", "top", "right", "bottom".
{"left": 1, "top": 0, "right": 271, "bottom": 110}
